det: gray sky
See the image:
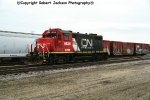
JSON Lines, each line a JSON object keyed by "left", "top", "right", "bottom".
{"left": 0, "top": 0, "right": 149, "bottom": 43}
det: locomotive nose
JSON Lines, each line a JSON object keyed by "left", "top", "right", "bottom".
{"left": 36, "top": 38, "right": 55, "bottom": 52}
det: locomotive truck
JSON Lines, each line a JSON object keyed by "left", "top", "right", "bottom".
{"left": 27, "top": 28, "right": 108, "bottom": 64}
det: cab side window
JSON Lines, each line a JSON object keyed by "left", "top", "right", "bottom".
{"left": 58, "top": 34, "right": 61, "bottom": 40}
{"left": 64, "top": 35, "right": 69, "bottom": 40}
{"left": 51, "top": 33, "right": 56, "bottom": 38}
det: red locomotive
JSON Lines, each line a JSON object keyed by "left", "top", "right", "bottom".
{"left": 27, "top": 28, "right": 150, "bottom": 65}
{"left": 27, "top": 28, "right": 108, "bottom": 64}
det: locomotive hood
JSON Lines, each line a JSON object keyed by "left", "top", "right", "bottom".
{"left": 36, "top": 38, "right": 55, "bottom": 52}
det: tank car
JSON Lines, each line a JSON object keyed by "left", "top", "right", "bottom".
{"left": 27, "top": 28, "right": 108, "bottom": 64}
{"left": 0, "top": 30, "right": 41, "bottom": 64}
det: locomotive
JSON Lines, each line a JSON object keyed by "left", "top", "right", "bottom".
{"left": 27, "top": 28, "right": 108, "bottom": 64}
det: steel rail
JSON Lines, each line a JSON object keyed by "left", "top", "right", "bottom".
{"left": 0, "top": 56, "right": 149, "bottom": 75}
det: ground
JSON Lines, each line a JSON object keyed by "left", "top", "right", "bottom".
{"left": 0, "top": 60, "right": 150, "bottom": 100}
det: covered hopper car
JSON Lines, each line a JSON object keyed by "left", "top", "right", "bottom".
{"left": 0, "top": 30, "right": 41, "bottom": 64}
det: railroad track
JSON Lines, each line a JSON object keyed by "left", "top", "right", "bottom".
{"left": 0, "top": 56, "right": 149, "bottom": 75}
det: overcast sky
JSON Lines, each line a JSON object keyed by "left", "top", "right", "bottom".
{"left": 0, "top": 0, "right": 149, "bottom": 43}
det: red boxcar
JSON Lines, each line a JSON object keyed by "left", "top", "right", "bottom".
{"left": 109, "top": 41, "right": 134, "bottom": 56}
{"left": 103, "top": 40, "right": 110, "bottom": 55}
{"left": 103, "top": 40, "right": 150, "bottom": 56}
{"left": 149, "top": 44, "right": 150, "bottom": 53}
{"left": 110, "top": 41, "right": 123, "bottom": 56}
{"left": 122, "top": 42, "right": 134, "bottom": 55}
{"left": 134, "top": 43, "right": 142, "bottom": 55}
{"left": 141, "top": 44, "right": 150, "bottom": 54}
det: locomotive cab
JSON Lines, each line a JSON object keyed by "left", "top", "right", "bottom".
{"left": 36, "top": 29, "right": 73, "bottom": 53}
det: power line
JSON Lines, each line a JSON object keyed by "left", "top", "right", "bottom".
{"left": 0, "top": 30, "right": 41, "bottom": 36}
{"left": 0, "top": 30, "right": 41, "bottom": 38}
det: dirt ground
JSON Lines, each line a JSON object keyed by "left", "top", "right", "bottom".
{"left": 0, "top": 60, "right": 150, "bottom": 100}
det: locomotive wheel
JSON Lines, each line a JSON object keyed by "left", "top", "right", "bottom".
{"left": 58, "top": 56, "right": 65, "bottom": 64}
{"left": 49, "top": 59, "right": 54, "bottom": 64}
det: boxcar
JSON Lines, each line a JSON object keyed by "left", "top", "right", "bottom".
{"left": 103, "top": 40, "right": 110, "bottom": 55}
{"left": 149, "top": 44, "right": 150, "bottom": 52}
{"left": 109, "top": 41, "right": 135, "bottom": 56}
{"left": 134, "top": 43, "right": 142, "bottom": 55}
{"left": 110, "top": 41, "right": 123, "bottom": 56}
{"left": 141, "top": 44, "right": 149, "bottom": 54}
{"left": 122, "top": 42, "right": 134, "bottom": 55}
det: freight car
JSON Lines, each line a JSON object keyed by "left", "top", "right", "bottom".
{"left": 110, "top": 41, "right": 135, "bottom": 56}
{"left": 0, "top": 30, "right": 41, "bottom": 64}
{"left": 103, "top": 40, "right": 110, "bottom": 56}
{"left": 134, "top": 43, "right": 150, "bottom": 55}
{"left": 27, "top": 28, "right": 108, "bottom": 64}
{"left": 103, "top": 40, "right": 150, "bottom": 56}
{"left": 140, "top": 43, "right": 149, "bottom": 55}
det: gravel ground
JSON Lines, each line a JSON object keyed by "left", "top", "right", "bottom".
{"left": 0, "top": 60, "right": 150, "bottom": 100}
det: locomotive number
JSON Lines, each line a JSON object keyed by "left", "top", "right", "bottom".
{"left": 64, "top": 42, "right": 71, "bottom": 46}
{"left": 65, "top": 49, "right": 70, "bottom": 51}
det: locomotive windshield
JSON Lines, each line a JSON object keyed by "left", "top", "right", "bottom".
{"left": 51, "top": 33, "right": 56, "bottom": 38}
{"left": 43, "top": 32, "right": 56, "bottom": 38}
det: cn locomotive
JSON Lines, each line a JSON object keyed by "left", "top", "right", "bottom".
{"left": 27, "top": 28, "right": 108, "bottom": 64}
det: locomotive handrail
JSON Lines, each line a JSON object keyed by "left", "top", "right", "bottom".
{"left": 26, "top": 40, "right": 37, "bottom": 53}
{"left": 37, "top": 43, "right": 49, "bottom": 58}
{"left": 45, "top": 44, "right": 49, "bottom": 58}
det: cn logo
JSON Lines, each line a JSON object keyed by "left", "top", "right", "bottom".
{"left": 81, "top": 39, "right": 93, "bottom": 49}
{"left": 37, "top": 43, "right": 46, "bottom": 49}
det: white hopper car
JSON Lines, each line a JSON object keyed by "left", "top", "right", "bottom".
{"left": 0, "top": 30, "right": 41, "bottom": 63}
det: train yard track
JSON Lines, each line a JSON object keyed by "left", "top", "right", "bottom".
{"left": 0, "top": 56, "right": 149, "bottom": 75}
